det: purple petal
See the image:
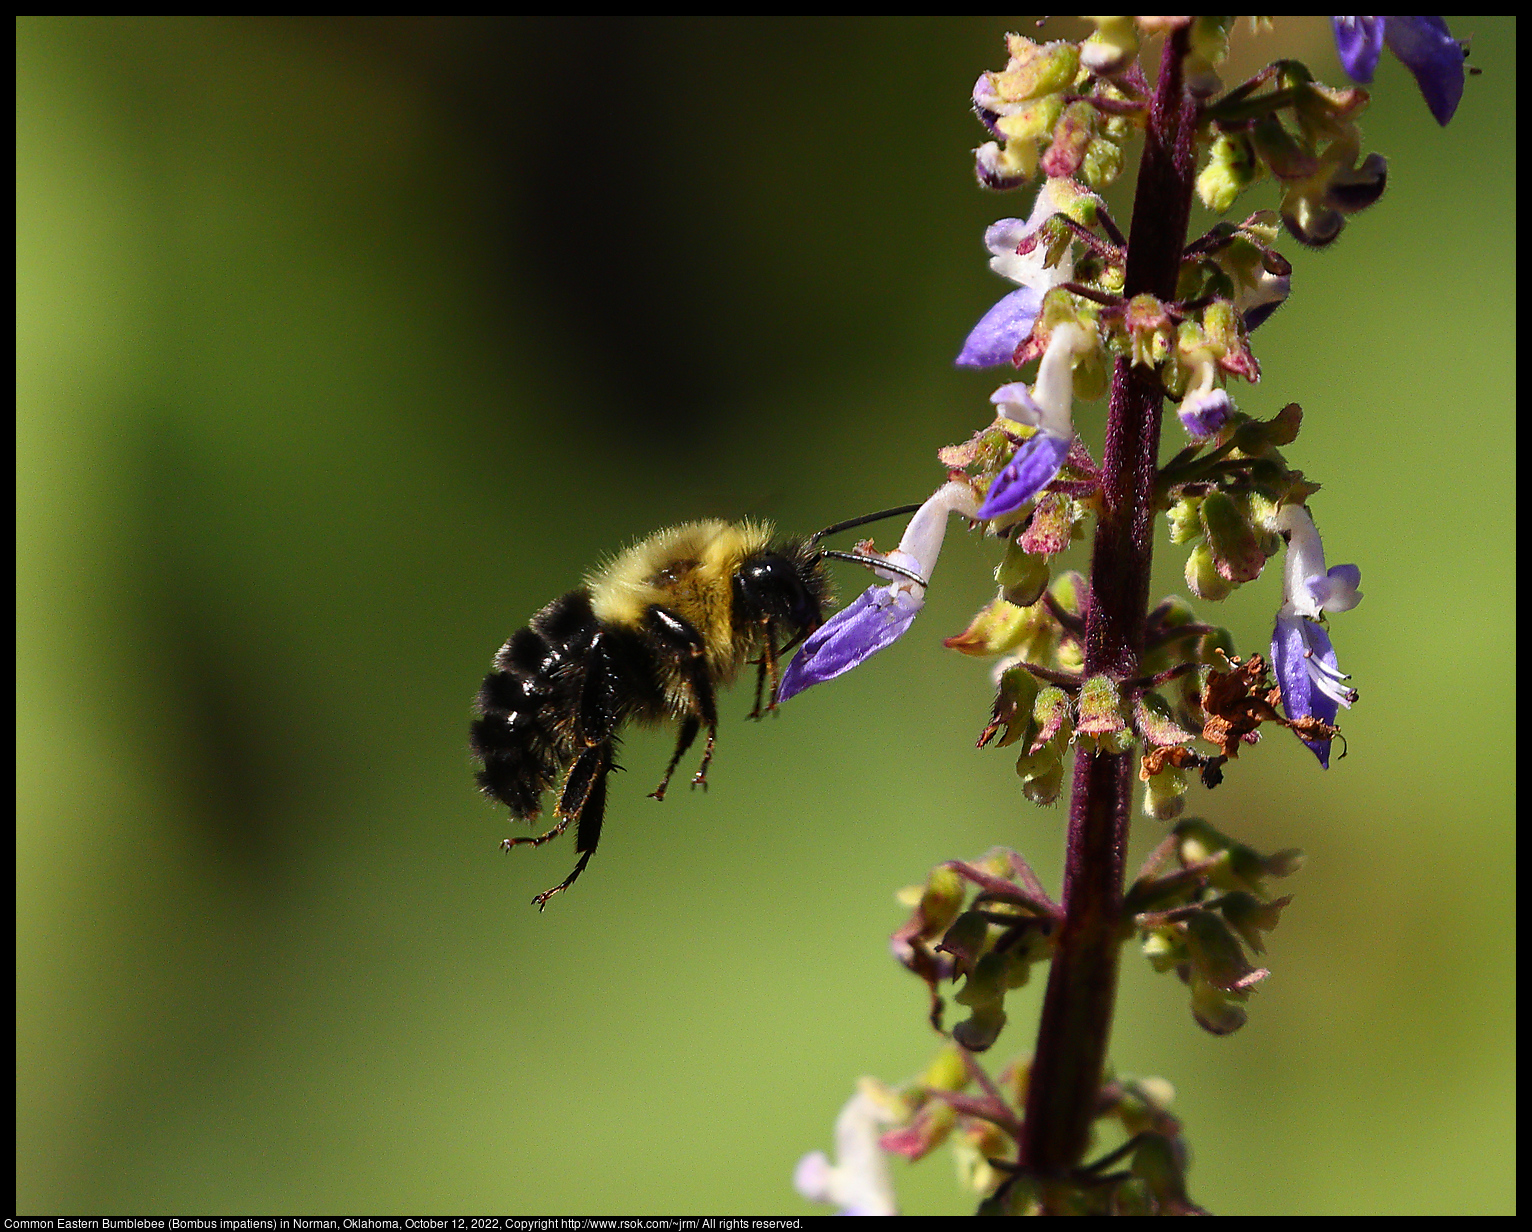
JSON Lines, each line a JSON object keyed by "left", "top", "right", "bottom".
{"left": 1306, "top": 563, "right": 1363, "bottom": 612}
{"left": 1383, "top": 16, "right": 1466, "bottom": 125}
{"left": 955, "top": 286, "right": 1042, "bottom": 369}
{"left": 1178, "top": 388, "right": 1232, "bottom": 438}
{"left": 1271, "top": 613, "right": 1341, "bottom": 768}
{"left": 1332, "top": 16, "right": 1385, "bottom": 83}
{"left": 974, "top": 432, "right": 1071, "bottom": 520}
{"left": 776, "top": 586, "right": 922, "bottom": 702}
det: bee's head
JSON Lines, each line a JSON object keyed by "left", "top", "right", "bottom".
{"left": 733, "top": 548, "right": 828, "bottom": 637}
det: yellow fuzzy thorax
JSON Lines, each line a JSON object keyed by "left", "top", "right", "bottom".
{"left": 586, "top": 519, "right": 777, "bottom": 670}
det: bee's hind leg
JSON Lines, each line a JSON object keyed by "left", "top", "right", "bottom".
{"left": 650, "top": 714, "right": 700, "bottom": 801}
{"left": 529, "top": 742, "right": 611, "bottom": 910}
{"left": 531, "top": 850, "right": 593, "bottom": 912}
{"left": 501, "top": 817, "right": 570, "bottom": 851}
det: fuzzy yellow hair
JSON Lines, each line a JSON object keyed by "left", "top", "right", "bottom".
{"left": 586, "top": 520, "right": 777, "bottom": 671}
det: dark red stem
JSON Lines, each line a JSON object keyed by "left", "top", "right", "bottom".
{"left": 1017, "top": 27, "right": 1198, "bottom": 1182}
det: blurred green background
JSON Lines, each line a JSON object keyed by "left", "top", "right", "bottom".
{"left": 18, "top": 16, "right": 1514, "bottom": 1216}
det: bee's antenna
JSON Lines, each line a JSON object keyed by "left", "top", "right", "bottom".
{"left": 817, "top": 549, "right": 928, "bottom": 588}
{"left": 808, "top": 503, "right": 924, "bottom": 546}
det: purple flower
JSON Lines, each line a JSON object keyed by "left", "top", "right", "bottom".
{"left": 976, "top": 431, "right": 1072, "bottom": 520}
{"left": 1269, "top": 505, "right": 1362, "bottom": 768}
{"left": 956, "top": 181, "right": 1076, "bottom": 369}
{"left": 1177, "top": 387, "right": 1232, "bottom": 439}
{"left": 972, "top": 321, "right": 1094, "bottom": 521}
{"left": 1332, "top": 17, "right": 1466, "bottom": 126}
{"left": 956, "top": 286, "right": 1047, "bottom": 369}
{"left": 1175, "top": 347, "right": 1234, "bottom": 439}
{"left": 1272, "top": 613, "right": 1351, "bottom": 768}
{"left": 778, "top": 482, "right": 978, "bottom": 702}
{"left": 778, "top": 584, "right": 923, "bottom": 702}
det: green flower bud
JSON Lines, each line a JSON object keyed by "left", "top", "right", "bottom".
{"left": 1112, "top": 1177, "right": 1156, "bottom": 1216}
{"left": 1201, "top": 299, "right": 1243, "bottom": 354}
{"left": 1195, "top": 627, "right": 1238, "bottom": 664}
{"left": 1132, "top": 1132, "right": 1191, "bottom": 1207}
{"left": 1049, "top": 570, "right": 1085, "bottom": 616}
{"left": 995, "top": 95, "right": 1065, "bottom": 144}
{"left": 1080, "top": 16, "right": 1139, "bottom": 76}
{"left": 988, "top": 664, "right": 1041, "bottom": 749}
{"left": 1030, "top": 685, "right": 1073, "bottom": 753}
{"left": 1134, "top": 692, "right": 1197, "bottom": 747}
{"left": 1124, "top": 294, "right": 1172, "bottom": 368}
{"left": 915, "top": 865, "right": 967, "bottom": 939}
{"left": 1141, "top": 926, "right": 1183, "bottom": 973}
{"left": 939, "top": 910, "right": 994, "bottom": 977}
{"left": 1218, "top": 890, "right": 1293, "bottom": 954}
{"left": 1264, "top": 400, "right": 1302, "bottom": 446}
{"left": 996, "top": 539, "right": 1052, "bottom": 606}
{"left": 1189, "top": 971, "right": 1248, "bottom": 1035}
{"left": 1017, "top": 750, "right": 1065, "bottom": 806}
{"left": 989, "top": 35, "right": 1081, "bottom": 102}
{"left": 1077, "top": 673, "right": 1132, "bottom": 754}
{"left": 989, "top": 1173, "right": 1043, "bottom": 1216}
{"left": 1055, "top": 636, "right": 1084, "bottom": 674}
{"left": 1080, "top": 135, "right": 1125, "bottom": 191}
{"left": 1250, "top": 112, "right": 1319, "bottom": 181}
{"left": 1200, "top": 489, "right": 1266, "bottom": 583}
{"left": 1197, "top": 132, "right": 1259, "bottom": 213}
{"left": 952, "top": 1000, "right": 1008, "bottom": 1053}
{"left": 1142, "top": 764, "right": 1188, "bottom": 820}
{"left": 945, "top": 597, "right": 1031, "bottom": 656}
{"left": 1185, "top": 541, "right": 1233, "bottom": 600}
{"left": 1174, "top": 818, "right": 1305, "bottom": 895}
{"left": 1166, "top": 495, "right": 1204, "bottom": 545}
{"left": 1072, "top": 334, "right": 1111, "bottom": 403}
{"left": 1183, "top": 909, "right": 1267, "bottom": 993}
{"left": 953, "top": 949, "right": 1020, "bottom": 1052}
{"left": 919, "top": 1043, "right": 970, "bottom": 1093}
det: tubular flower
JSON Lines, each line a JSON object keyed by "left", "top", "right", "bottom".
{"left": 1331, "top": 16, "right": 1466, "bottom": 126}
{"left": 956, "top": 179, "right": 1077, "bottom": 369}
{"left": 1232, "top": 263, "right": 1290, "bottom": 333}
{"left": 1269, "top": 504, "right": 1362, "bottom": 768}
{"left": 793, "top": 1085, "right": 900, "bottom": 1216}
{"left": 778, "top": 481, "right": 979, "bottom": 702}
{"left": 974, "top": 322, "right": 1093, "bottom": 520}
{"left": 1175, "top": 348, "right": 1233, "bottom": 439}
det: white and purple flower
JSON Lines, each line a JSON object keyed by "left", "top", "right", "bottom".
{"left": 974, "top": 321, "right": 1093, "bottom": 521}
{"left": 793, "top": 1085, "right": 901, "bottom": 1216}
{"left": 777, "top": 481, "right": 979, "bottom": 703}
{"left": 1331, "top": 17, "right": 1466, "bottom": 126}
{"left": 1175, "top": 348, "right": 1234, "bottom": 440}
{"left": 956, "top": 179, "right": 1077, "bottom": 370}
{"left": 1269, "top": 504, "right": 1362, "bottom": 768}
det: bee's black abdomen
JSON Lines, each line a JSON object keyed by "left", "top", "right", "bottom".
{"left": 472, "top": 589, "right": 600, "bottom": 818}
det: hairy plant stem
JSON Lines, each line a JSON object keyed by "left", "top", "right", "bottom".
{"left": 1017, "top": 28, "right": 1198, "bottom": 1185}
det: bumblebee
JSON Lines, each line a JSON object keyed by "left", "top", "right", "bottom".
{"left": 471, "top": 509, "right": 923, "bottom": 909}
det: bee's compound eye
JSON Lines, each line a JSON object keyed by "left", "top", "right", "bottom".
{"left": 735, "top": 554, "right": 819, "bottom": 632}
